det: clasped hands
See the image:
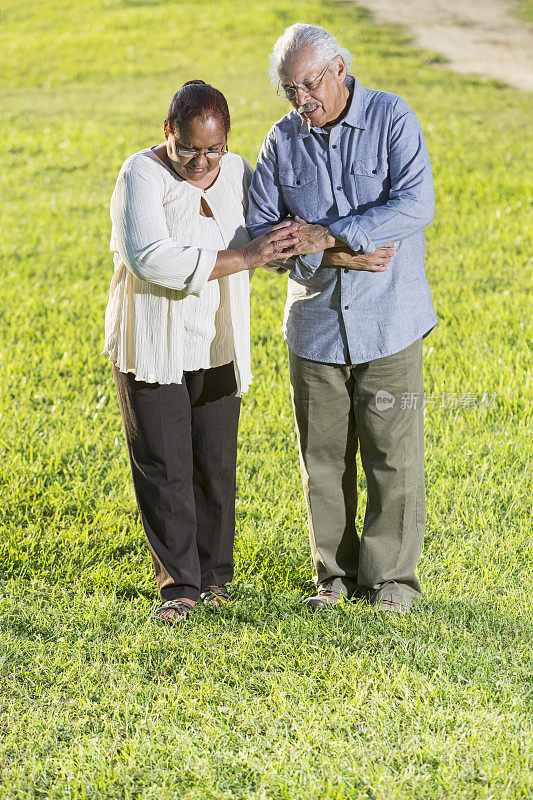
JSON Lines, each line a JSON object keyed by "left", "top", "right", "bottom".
{"left": 264, "top": 215, "right": 395, "bottom": 273}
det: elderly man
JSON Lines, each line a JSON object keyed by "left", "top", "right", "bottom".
{"left": 246, "top": 23, "right": 438, "bottom": 614}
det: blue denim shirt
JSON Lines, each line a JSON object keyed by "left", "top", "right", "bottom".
{"left": 246, "top": 76, "right": 438, "bottom": 364}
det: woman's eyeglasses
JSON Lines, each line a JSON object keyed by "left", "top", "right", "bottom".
{"left": 175, "top": 142, "right": 226, "bottom": 160}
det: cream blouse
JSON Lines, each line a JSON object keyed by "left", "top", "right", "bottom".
{"left": 102, "top": 148, "right": 254, "bottom": 395}
{"left": 182, "top": 215, "right": 233, "bottom": 371}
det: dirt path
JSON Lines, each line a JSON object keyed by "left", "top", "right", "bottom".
{"left": 351, "top": 0, "right": 533, "bottom": 92}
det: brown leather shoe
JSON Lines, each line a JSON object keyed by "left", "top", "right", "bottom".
{"left": 302, "top": 589, "right": 343, "bottom": 611}
{"left": 373, "top": 598, "right": 408, "bottom": 614}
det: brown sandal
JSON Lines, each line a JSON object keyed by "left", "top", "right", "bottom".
{"left": 154, "top": 599, "right": 193, "bottom": 624}
{"left": 199, "top": 586, "right": 231, "bottom": 607}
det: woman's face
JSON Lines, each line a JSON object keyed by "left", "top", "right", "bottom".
{"left": 166, "top": 115, "right": 227, "bottom": 183}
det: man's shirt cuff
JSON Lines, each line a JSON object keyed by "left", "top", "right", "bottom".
{"left": 289, "top": 251, "right": 324, "bottom": 280}
{"left": 329, "top": 218, "right": 375, "bottom": 255}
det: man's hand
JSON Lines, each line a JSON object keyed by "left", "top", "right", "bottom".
{"left": 290, "top": 215, "right": 336, "bottom": 255}
{"left": 321, "top": 243, "right": 396, "bottom": 272}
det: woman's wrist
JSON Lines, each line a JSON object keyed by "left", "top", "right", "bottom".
{"left": 226, "top": 249, "right": 249, "bottom": 272}
{"left": 235, "top": 248, "right": 249, "bottom": 272}
{"left": 210, "top": 249, "right": 249, "bottom": 281}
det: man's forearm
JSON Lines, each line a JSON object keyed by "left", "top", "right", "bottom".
{"left": 329, "top": 193, "right": 435, "bottom": 254}
{"left": 327, "top": 238, "right": 361, "bottom": 254}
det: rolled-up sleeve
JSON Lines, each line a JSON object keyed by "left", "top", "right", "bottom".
{"left": 111, "top": 163, "right": 217, "bottom": 296}
{"left": 246, "top": 130, "right": 323, "bottom": 280}
{"left": 329, "top": 103, "right": 435, "bottom": 254}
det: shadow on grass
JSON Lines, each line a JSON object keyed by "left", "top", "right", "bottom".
{"left": 1, "top": 576, "right": 530, "bottom": 645}
{"left": 114, "top": 585, "right": 156, "bottom": 601}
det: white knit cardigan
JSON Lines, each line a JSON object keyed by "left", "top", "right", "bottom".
{"left": 103, "top": 148, "right": 254, "bottom": 395}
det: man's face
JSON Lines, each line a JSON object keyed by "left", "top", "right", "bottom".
{"left": 278, "top": 46, "right": 348, "bottom": 127}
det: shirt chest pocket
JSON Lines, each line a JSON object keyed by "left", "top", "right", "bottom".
{"left": 350, "top": 157, "right": 389, "bottom": 208}
{"left": 279, "top": 165, "right": 319, "bottom": 222}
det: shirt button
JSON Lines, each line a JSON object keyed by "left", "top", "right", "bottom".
{"left": 344, "top": 269, "right": 349, "bottom": 274}
{"left": 332, "top": 144, "right": 337, "bottom": 149}
{"left": 337, "top": 185, "right": 342, "bottom": 191}
{"left": 344, "top": 305, "right": 349, "bottom": 310}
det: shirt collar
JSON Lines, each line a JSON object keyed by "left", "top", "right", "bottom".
{"left": 298, "top": 75, "right": 367, "bottom": 136}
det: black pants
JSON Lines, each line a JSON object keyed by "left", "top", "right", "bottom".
{"left": 113, "top": 362, "right": 241, "bottom": 602}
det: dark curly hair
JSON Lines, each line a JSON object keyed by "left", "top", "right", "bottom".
{"left": 164, "top": 80, "right": 231, "bottom": 137}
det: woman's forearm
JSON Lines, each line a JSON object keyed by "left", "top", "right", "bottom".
{"left": 208, "top": 222, "right": 299, "bottom": 280}
{"left": 208, "top": 250, "right": 248, "bottom": 281}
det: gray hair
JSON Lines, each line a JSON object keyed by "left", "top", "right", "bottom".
{"left": 269, "top": 23, "right": 352, "bottom": 84}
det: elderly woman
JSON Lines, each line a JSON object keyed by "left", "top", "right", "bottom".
{"left": 103, "top": 81, "right": 297, "bottom": 623}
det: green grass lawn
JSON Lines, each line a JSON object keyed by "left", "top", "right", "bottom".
{"left": 515, "top": 0, "right": 533, "bottom": 22}
{"left": 1, "top": 0, "right": 532, "bottom": 797}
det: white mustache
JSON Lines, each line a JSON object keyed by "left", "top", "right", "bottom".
{"left": 298, "top": 102, "right": 321, "bottom": 113}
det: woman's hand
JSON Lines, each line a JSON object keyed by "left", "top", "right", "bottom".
{"left": 321, "top": 243, "right": 396, "bottom": 272}
{"left": 210, "top": 221, "right": 297, "bottom": 281}
{"left": 241, "top": 221, "right": 299, "bottom": 269}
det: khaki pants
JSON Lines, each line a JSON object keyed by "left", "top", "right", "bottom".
{"left": 289, "top": 339, "right": 425, "bottom": 608}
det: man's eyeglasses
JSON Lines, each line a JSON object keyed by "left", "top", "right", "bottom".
{"left": 174, "top": 142, "right": 226, "bottom": 160}
{"left": 277, "top": 59, "right": 335, "bottom": 101}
